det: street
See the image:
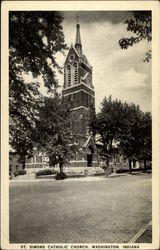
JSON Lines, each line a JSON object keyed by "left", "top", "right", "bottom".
{"left": 9, "top": 173, "right": 152, "bottom": 243}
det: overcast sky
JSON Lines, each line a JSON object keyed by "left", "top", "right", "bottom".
{"left": 54, "top": 11, "right": 151, "bottom": 113}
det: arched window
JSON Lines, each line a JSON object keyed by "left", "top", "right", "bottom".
{"left": 66, "top": 64, "right": 71, "bottom": 86}
{"left": 73, "top": 61, "right": 78, "bottom": 84}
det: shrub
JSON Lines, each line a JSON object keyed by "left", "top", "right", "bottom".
{"left": 36, "top": 168, "right": 58, "bottom": 176}
{"left": 146, "top": 161, "right": 152, "bottom": 169}
{"left": 55, "top": 172, "right": 68, "bottom": 180}
{"left": 14, "top": 171, "right": 19, "bottom": 177}
{"left": 13, "top": 169, "right": 27, "bottom": 177}
{"left": 116, "top": 168, "right": 144, "bottom": 173}
{"left": 18, "top": 169, "right": 27, "bottom": 175}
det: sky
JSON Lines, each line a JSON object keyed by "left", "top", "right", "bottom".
{"left": 54, "top": 11, "right": 152, "bottom": 113}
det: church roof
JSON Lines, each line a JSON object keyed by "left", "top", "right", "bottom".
{"left": 80, "top": 53, "right": 92, "bottom": 68}
{"left": 83, "top": 135, "right": 96, "bottom": 150}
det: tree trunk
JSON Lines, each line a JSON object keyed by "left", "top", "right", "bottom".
{"left": 22, "top": 158, "right": 25, "bottom": 169}
{"left": 113, "top": 153, "right": 116, "bottom": 174}
{"left": 133, "top": 159, "right": 136, "bottom": 168}
{"left": 59, "top": 161, "right": 63, "bottom": 174}
{"left": 129, "top": 158, "right": 132, "bottom": 174}
{"left": 143, "top": 158, "right": 147, "bottom": 172}
{"left": 105, "top": 158, "right": 109, "bottom": 177}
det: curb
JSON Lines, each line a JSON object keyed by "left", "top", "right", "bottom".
{"left": 128, "top": 220, "right": 152, "bottom": 243}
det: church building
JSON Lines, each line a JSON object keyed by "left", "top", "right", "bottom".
{"left": 62, "top": 20, "right": 100, "bottom": 168}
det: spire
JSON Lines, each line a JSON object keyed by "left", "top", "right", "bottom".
{"left": 75, "top": 13, "right": 82, "bottom": 54}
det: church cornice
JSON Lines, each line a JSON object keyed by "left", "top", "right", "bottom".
{"left": 63, "top": 88, "right": 95, "bottom": 99}
{"left": 70, "top": 106, "right": 88, "bottom": 111}
{"left": 63, "top": 82, "right": 94, "bottom": 93}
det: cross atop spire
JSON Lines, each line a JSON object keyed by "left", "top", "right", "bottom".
{"left": 75, "top": 12, "right": 82, "bottom": 54}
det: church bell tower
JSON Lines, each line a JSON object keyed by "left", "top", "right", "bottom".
{"left": 62, "top": 17, "right": 97, "bottom": 166}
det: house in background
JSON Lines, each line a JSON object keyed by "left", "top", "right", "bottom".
{"left": 25, "top": 149, "right": 49, "bottom": 174}
{"left": 9, "top": 150, "right": 23, "bottom": 176}
{"left": 9, "top": 148, "right": 49, "bottom": 176}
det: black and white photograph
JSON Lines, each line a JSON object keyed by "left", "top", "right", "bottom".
{"left": 1, "top": 1, "right": 160, "bottom": 250}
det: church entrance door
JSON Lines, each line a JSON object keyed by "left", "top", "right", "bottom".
{"left": 86, "top": 145, "right": 94, "bottom": 167}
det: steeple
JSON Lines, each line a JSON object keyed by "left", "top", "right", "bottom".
{"left": 75, "top": 13, "right": 82, "bottom": 54}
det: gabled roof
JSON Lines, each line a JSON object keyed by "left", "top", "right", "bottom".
{"left": 64, "top": 45, "right": 92, "bottom": 69}
{"left": 83, "top": 135, "right": 97, "bottom": 151}
{"left": 64, "top": 45, "right": 79, "bottom": 65}
{"left": 80, "top": 53, "right": 92, "bottom": 69}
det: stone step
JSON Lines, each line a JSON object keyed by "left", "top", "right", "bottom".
{"left": 61, "top": 166, "right": 105, "bottom": 176}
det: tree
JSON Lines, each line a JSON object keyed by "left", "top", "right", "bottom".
{"left": 90, "top": 96, "right": 123, "bottom": 151}
{"left": 9, "top": 79, "right": 42, "bottom": 168}
{"left": 119, "top": 11, "right": 152, "bottom": 62}
{"left": 9, "top": 11, "right": 67, "bottom": 162}
{"left": 35, "top": 94, "right": 75, "bottom": 174}
{"left": 89, "top": 96, "right": 152, "bottom": 174}
{"left": 118, "top": 103, "right": 143, "bottom": 173}
{"left": 89, "top": 96, "right": 124, "bottom": 175}
{"left": 119, "top": 104, "right": 152, "bottom": 172}
{"left": 137, "top": 112, "right": 152, "bottom": 171}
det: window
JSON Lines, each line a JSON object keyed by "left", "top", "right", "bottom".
{"left": 73, "top": 61, "right": 78, "bottom": 84}
{"left": 33, "top": 156, "right": 36, "bottom": 163}
{"left": 67, "top": 64, "right": 71, "bottom": 86}
{"left": 116, "top": 156, "right": 120, "bottom": 163}
{"left": 27, "top": 157, "right": 32, "bottom": 163}
{"left": 36, "top": 155, "right": 42, "bottom": 163}
{"left": 36, "top": 155, "right": 39, "bottom": 163}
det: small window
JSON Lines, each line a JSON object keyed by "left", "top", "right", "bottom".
{"left": 39, "top": 156, "right": 42, "bottom": 163}
{"left": 26, "top": 157, "right": 31, "bottom": 163}
{"left": 73, "top": 62, "right": 78, "bottom": 84}
{"left": 9, "top": 165, "right": 12, "bottom": 171}
{"left": 33, "top": 156, "right": 36, "bottom": 163}
{"left": 36, "top": 155, "right": 39, "bottom": 163}
{"left": 36, "top": 155, "right": 42, "bottom": 163}
{"left": 116, "top": 157, "right": 120, "bottom": 163}
{"left": 16, "top": 165, "right": 19, "bottom": 170}
{"left": 67, "top": 65, "right": 71, "bottom": 86}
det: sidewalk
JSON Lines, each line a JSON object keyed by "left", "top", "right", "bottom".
{"left": 10, "top": 171, "right": 148, "bottom": 182}
{"left": 11, "top": 173, "right": 36, "bottom": 181}
{"left": 10, "top": 172, "right": 132, "bottom": 182}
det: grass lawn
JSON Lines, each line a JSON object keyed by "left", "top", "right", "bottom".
{"left": 9, "top": 173, "right": 152, "bottom": 243}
